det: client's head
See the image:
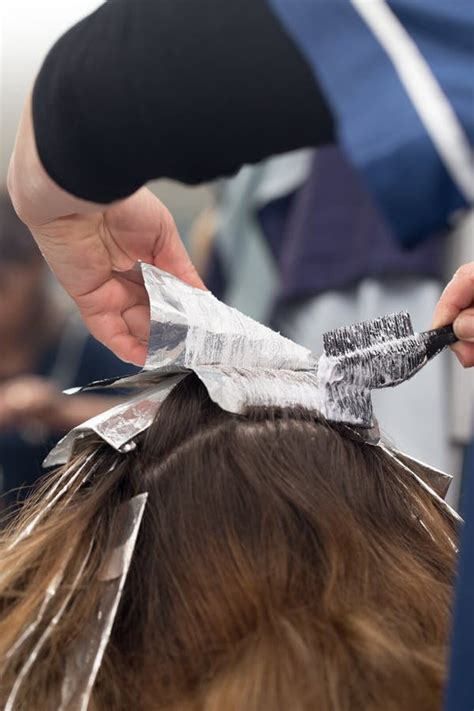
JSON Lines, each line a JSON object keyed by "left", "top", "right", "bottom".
{"left": 0, "top": 375, "right": 456, "bottom": 711}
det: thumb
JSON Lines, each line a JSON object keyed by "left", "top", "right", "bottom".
{"left": 453, "top": 308, "right": 474, "bottom": 342}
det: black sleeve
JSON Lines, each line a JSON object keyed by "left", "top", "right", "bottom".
{"left": 32, "top": 0, "right": 334, "bottom": 203}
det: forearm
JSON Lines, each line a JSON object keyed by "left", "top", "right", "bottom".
{"left": 8, "top": 93, "right": 106, "bottom": 227}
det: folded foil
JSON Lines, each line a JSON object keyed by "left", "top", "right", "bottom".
{"left": 41, "top": 265, "right": 366, "bottom": 466}
{"left": 45, "top": 376, "right": 186, "bottom": 467}
{"left": 44, "top": 265, "right": 457, "bottom": 514}
{"left": 59, "top": 494, "right": 148, "bottom": 711}
{"left": 4, "top": 541, "right": 94, "bottom": 711}
{"left": 144, "top": 264, "right": 318, "bottom": 372}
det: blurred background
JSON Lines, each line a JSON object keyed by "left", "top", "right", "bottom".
{"left": 0, "top": 0, "right": 472, "bottom": 510}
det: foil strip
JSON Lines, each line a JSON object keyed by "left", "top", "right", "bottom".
{"left": 379, "top": 444, "right": 461, "bottom": 524}
{"left": 143, "top": 264, "right": 317, "bottom": 372}
{"left": 45, "top": 376, "right": 186, "bottom": 467}
{"left": 343, "top": 425, "right": 454, "bottom": 499}
{"left": 58, "top": 493, "right": 148, "bottom": 711}
{"left": 5, "top": 564, "right": 67, "bottom": 661}
{"left": 5, "top": 454, "right": 98, "bottom": 553}
{"left": 390, "top": 449, "right": 453, "bottom": 500}
{"left": 4, "top": 540, "right": 94, "bottom": 711}
{"left": 194, "top": 366, "right": 324, "bottom": 414}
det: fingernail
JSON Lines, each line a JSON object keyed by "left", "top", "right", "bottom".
{"left": 454, "top": 314, "right": 474, "bottom": 341}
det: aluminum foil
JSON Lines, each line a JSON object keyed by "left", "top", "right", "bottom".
{"left": 390, "top": 449, "right": 453, "bottom": 500}
{"left": 194, "top": 366, "right": 324, "bottom": 414}
{"left": 143, "top": 264, "right": 317, "bottom": 372}
{"left": 45, "top": 377, "right": 186, "bottom": 467}
{"left": 59, "top": 493, "right": 148, "bottom": 711}
{"left": 4, "top": 541, "right": 94, "bottom": 711}
{"left": 380, "top": 445, "right": 461, "bottom": 524}
{"left": 44, "top": 264, "right": 456, "bottom": 502}
{"left": 5, "top": 454, "right": 98, "bottom": 553}
{"left": 5, "top": 564, "right": 67, "bottom": 661}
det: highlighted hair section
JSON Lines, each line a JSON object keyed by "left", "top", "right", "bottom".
{"left": 0, "top": 375, "right": 457, "bottom": 711}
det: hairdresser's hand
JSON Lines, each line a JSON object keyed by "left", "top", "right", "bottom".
{"left": 8, "top": 95, "right": 204, "bottom": 366}
{"left": 432, "top": 261, "right": 474, "bottom": 368}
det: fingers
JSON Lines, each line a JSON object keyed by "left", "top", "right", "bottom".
{"left": 121, "top": 302, "right": 151, "bottom": 344}
{"left": 432, "top": 262, "right": 474, "bottom": 329}
{"left": 451, "top": 341, "right": 474, "bottom": 368}
{"left": 453, "top": 306, "right": 474, "bottom": 342}
{"left": 84, "top": 309, "right": 148, "bottom": 366}
{"left": 103, "top": 187, "right": 206, "bottom": 290}
{"left": 22, "top": 182, "right": 204, "bottom": 365}
{"left": 452, "top": 306, "right": 474, "bottom": 366}
{"left": 432, "top": 262, "right": 474, "bottom": 368}
{"left": 31, "top": 213, "right": 114, "bottom": 299}
{"left": 107, "top": 334, "right": 148, "bottom": 366}
{"left": 76, "top": 276, "right": 150, "bottom": 365}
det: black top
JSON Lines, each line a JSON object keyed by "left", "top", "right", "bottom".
{"left": 33, "top": 0, "right": 334, "bottom": 203}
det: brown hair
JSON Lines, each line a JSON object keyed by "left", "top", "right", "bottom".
{"left": 0, "top": 375, "right": 457, "bottom": 710}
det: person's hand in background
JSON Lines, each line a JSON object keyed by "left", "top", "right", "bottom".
{"left": 8, "top": 95, "right": 204, "bottom": 366}
{"left": 0, "top": 377, "right": 62, "bottom": 431}
{"left": 0, "top": 375, "right": 133, "bottom": 434}
{"left": 432, "top": 261, "right": 474, "bottom": 367}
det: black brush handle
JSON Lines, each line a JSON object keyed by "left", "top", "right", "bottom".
{"left": 422, "top": 324, "right": 459, "bottom": 359}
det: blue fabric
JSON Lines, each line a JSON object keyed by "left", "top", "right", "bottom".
{"left": 207, "top": 148, "right": 443, "bottom": 315}
{"left": 267, "top": 0, "right": 473, "bottom": 246}
{"left": 446, "top": 441, "right": 474, "bottom": 711}
{"left": 258, "top": 148, "right": 443, "bottom": 307}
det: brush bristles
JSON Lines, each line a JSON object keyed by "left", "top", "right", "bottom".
{"left": 323, "top": 312, "right": 413, "bottom": 357}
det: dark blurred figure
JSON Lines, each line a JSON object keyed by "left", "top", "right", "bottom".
{"left": 0, "top": 192, "right": 135, "bottom": 507}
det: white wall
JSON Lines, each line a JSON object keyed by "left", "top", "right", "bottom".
{"left": 1, "top": 0, "right": 102, "bottom": 178}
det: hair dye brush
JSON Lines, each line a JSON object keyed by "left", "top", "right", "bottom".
{"left": 319, "top": 312, "right": 458, "bottom": 429}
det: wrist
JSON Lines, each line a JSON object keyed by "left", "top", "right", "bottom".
{"left": 8, "top": 92, "right": 106, "bottom": 228}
